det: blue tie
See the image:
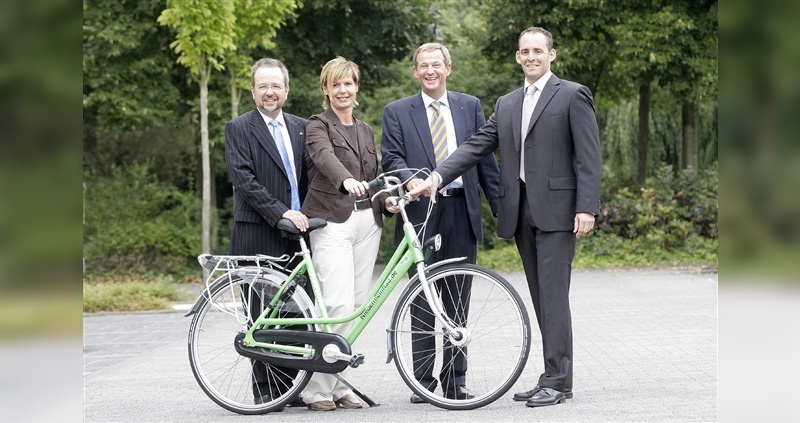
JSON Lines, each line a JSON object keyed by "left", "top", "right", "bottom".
{"left": 269, "top": 120, "right": 300, "bottom": 210}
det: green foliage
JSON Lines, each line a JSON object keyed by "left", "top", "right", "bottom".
{"left": 598, "top": 164, "right": 718, "bottom": 247}
{"left": 84, "top": 163, "right": 201, "bottom": 274}
{"left": 83, "top": 0, "right": 191, "bottom": 135}
{"left": 157, "top": 0, "right": 237, "bottom": 79}
{"left": 82, "top": 0, "right": 719, "bottom": 284}
{"left": 600, "top": 96, "right": 717, "bottom": 184}
{"left": 574, "top": 232, "right": 717, "bottom": 268}
{"left": 478, "top": 230, "right": 716, "bottom": 272}
{"left": 265, "top": 0, "right": 432, "bottom": 119}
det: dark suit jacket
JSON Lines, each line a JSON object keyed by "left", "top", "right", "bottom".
{"left": 301, "top": 108, "right": 385, "bottom": 226}
{"left": 381, "top": 91, "right": 499, "bottom": 244}
{"left": 225, "top": 109, "right": 308, "bottom": 255}
{"left": 436, "top": 75, "right": 601, "bottom": 237}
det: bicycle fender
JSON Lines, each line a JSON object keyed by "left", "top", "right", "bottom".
{"left": 409, "top": 257, "right": 468, "bottom": 282}
{"left": 183, "top": 270, "right": 287, "bottom": 317}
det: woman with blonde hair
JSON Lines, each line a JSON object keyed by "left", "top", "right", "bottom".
{"left": 300, "top": 56, "right": 397, "bottom": 411}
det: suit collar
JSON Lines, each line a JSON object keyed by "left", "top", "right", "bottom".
{"left": 247, "top": 109, "right": 303, "bottom": 177}
{"left": 247, "top": 109, "right": 284, "bottom": 170}
{"left": 524, "top": 75, "right": 560, "bottom": 138}
{"left": 523, "top": 70, "right": 553, "bottom": 94}
{"left": 512, "top": 74, "right": 562, "bottom": 150}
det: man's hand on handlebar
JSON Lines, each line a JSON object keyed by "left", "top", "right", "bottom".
{"left": 406, "top": 172, "right": 442, "bottom": 203}
{"left": 385, "top": 196, "right": 401, "bottom": 214}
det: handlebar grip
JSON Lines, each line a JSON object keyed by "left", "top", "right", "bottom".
{"left": 366, "top": 176, "right": 385, "bottom": 191}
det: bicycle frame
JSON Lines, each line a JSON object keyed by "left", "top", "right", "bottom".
{"left": 239, "top": 177, "right": 459, "bottom": 358}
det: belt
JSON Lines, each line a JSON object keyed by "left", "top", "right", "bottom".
{"left": 353, "top": 198, "right": 371, "bottom": 211}
{"left": 440, "top": 188, "right": 464, "bottom": 197}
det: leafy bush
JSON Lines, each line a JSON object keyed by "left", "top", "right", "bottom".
{"left": 84, "top": 163, "right": 201, "bottom": 275}
{"left": 598, "top": 164, "right": 718, "bottom": 250}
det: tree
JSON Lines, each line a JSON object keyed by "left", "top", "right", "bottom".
{"left": 666, "top": 1, "right": 718, "bottom": 171}
{"left": 83, "top": 0, "right": 196, "bottom": 186}
{"left": 157, "top": 1, "right": 237, "bottom": 278}
{"left": 266, "top": 0, "right": 432, "bottom": 121}
{"left": 478, "top": 0, "right": 621, "bottom": 97}
{"left": 226, "top": 0, "right": 300, "bottom": 120}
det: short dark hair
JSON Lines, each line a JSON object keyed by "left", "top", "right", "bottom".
{"left": 519, "top": 27, "right": 554, "bottom": 51}
{"left": 251, "top": 58, "right": 290, "bottom": 88}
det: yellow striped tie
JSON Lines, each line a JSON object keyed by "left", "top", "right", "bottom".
{"left": 430, "top": 101, "right": 448, "bottom": 164}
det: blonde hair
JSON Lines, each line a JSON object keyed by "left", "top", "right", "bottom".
{"left": 413, "top": 42, "right": 452, "bottom": 67}
{"left": 319, "top": 56, "right": 360, "bottom": 109}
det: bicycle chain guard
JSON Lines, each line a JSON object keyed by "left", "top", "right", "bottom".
{"left": 234, "top": 329, "right": 351, "bottom": 374}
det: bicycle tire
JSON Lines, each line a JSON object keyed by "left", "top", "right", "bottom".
{"left": 188, "top": 270, "right": 316, "bottom": 414}
{"left": 388, "top": 263, "right": 531, "bottom": 410}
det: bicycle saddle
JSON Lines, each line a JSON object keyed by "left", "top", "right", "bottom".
{"left": 277, "top": 217, "right": 327, "bottom": 239}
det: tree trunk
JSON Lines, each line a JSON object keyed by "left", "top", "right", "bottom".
{"left": 230, "top": 68, "right": 239, "bottom": 120}
{"left": 637, "top": 83, "right": 650, "bottom": 185}
{"left": 200, "top": 75, "right": 211, "bottom": 281}
{"left": 681, "top": 101, "right": 699, "bottom": 170}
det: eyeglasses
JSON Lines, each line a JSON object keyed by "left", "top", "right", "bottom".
{"left": 255, "top": 84, "right": 285, "bottom": 93}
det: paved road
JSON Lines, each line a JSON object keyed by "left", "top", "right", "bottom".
{"left": 84, "top": 267, "right": 717, "bottom": 422}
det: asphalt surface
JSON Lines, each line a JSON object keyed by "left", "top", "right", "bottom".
{"left": 84, "top": 267, "right": 718, "bottom": 422}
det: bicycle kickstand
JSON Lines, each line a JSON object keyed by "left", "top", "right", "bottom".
{"left": 333, "top": 373, "right": 380, "bottom": 407}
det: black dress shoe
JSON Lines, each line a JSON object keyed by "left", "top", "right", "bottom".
{"left": 287, "top": 395, "right": 306, "bottom": 407}
{"left": 513, "top": 386, "right": 573, "bottom": 401}
{"left": 444, "top": 386, "right": 475, "bottom": 400}
{"left": 409, "top": 393, "right": 426, "bottom": 404}
{"left": 525, "top": 387, "right": 566, "bottom": 407}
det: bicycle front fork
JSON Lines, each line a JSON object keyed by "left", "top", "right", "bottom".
{"left": 414, "top": 262, "right": 461, "bottom": 338}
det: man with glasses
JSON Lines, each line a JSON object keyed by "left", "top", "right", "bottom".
{"left": 224, "top": 58, "right": 309, "bottom": 409}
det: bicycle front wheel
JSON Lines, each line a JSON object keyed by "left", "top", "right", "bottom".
{"left": 388, "top": 263, "right": 531, "bottom": 410}
{"left": 188, "top": 271, "right": 316, "bottom": 414}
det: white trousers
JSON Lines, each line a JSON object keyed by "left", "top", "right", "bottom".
{"left": 302, "top": 209, "right": 382, "bottom": 403}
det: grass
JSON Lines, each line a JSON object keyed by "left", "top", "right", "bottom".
{"left": 83, "top": 234, "right": 717, "bottom": 313}
{"left": 83, "top": 273, "right": 195, "bottom": 313}
{"left": 478, "top": 233, "right": 717, "bottom": 271}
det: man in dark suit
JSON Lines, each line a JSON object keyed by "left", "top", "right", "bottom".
{"left": 408, "top": 28, "right": 602, "bottom": 408}
{"left": 224, "top": 58, "right": 309, "bottom": 407}
{"left": 381, "top": 42, "right": 500, "bottom": 403}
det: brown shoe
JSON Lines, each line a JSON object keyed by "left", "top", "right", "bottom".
{"left": 306, "top": 400, "right": 337, "bottom": 411}
{"left": 335, "top": 393, "right": 363, "bottom": 409}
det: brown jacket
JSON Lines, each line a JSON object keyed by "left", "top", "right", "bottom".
{"left": 301, "top": 108, "right": 387, "bottom": 226}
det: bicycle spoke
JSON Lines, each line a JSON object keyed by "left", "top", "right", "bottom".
{"left": 390, "top": 264, "right": 530, "bottom": 410}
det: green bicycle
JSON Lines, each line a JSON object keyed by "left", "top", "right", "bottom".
{"left": 186, "top": 173, "right": 531, "bottom": 414}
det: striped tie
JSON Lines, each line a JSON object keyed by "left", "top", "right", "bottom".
{"left": 430, "top": 101, "right": 448, "bottom": 164}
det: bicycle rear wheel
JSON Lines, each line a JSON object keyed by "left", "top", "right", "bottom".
{"left": 187, "top": 271, "right": 316, "bottom": 414}
{"left": 388, "top": 263, "right": 531, "bottom": 410}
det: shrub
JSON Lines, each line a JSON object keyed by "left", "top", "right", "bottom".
{"left": 598, "top": 164, "right": 718, "bottom": 251}
{"left": 84, "top": 163, "right": 201, "bottom": 275}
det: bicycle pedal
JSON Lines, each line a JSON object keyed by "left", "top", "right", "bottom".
{"left": 348, "top": 354, "right": 365, "bottom": 368}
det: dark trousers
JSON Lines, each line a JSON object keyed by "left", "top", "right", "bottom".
{"left": 246, "top": 284, "right": 301, "bottom": 399}
{"left": 232, "top": 245, "right": 310, "bottom": 400}
{"left": 514, "top": 187, "right": 575, "bottom": 392}
{"left": 410, "top": 194, "right": 477, "bottom": 392}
